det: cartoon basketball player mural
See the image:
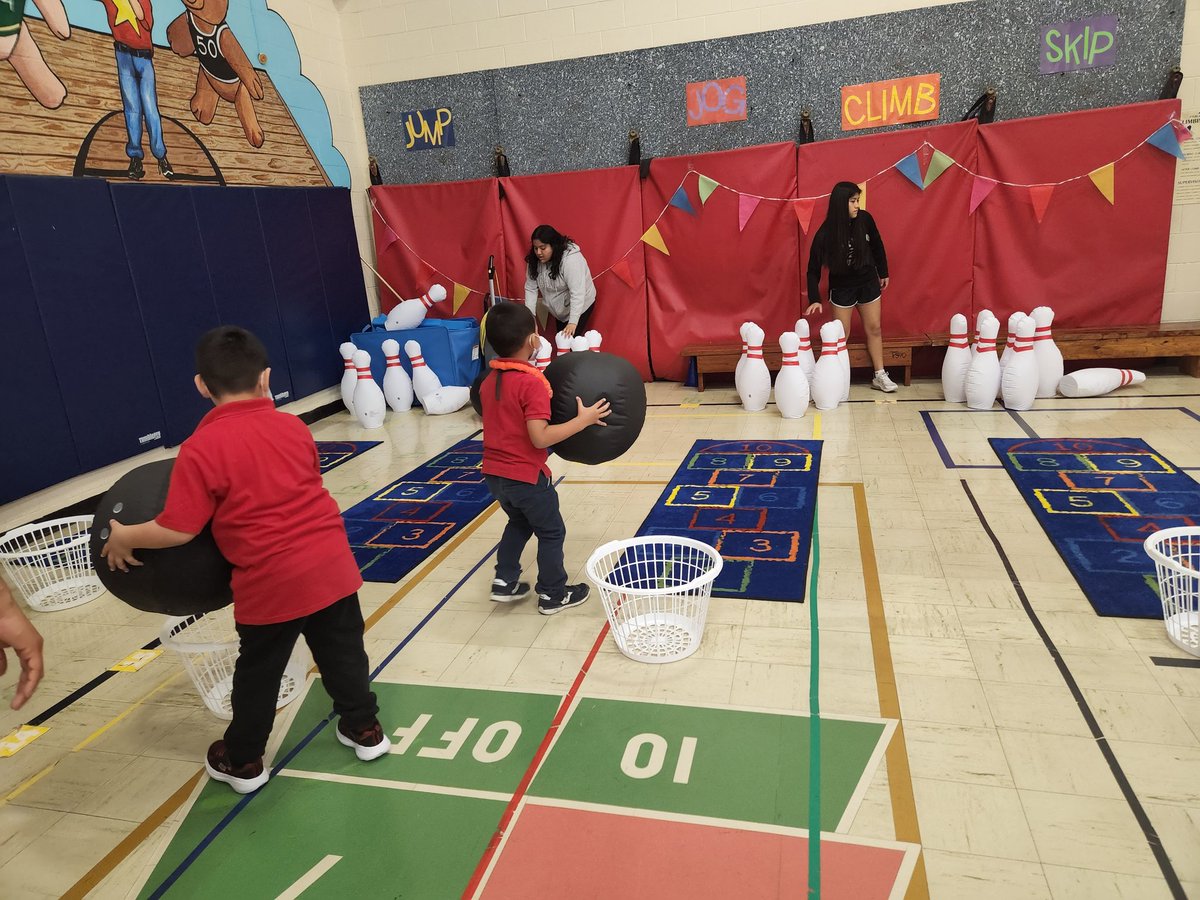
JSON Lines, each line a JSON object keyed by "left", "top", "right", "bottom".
{"left": 167, "top": 0, "right": 264, "bottom": 148}
{"left": 0, "top": 0, "right": 70, "bottom": 109}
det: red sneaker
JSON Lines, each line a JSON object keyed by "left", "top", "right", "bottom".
{"left": 205, "top": 740, "right": 268, "bottom": 793}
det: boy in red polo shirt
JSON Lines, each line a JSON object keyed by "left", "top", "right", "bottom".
{"left": 479, "top": 302, "right": 608, "bottom": 614}
{"left": 101, "top": 327, "right": 388, "bottom": 793}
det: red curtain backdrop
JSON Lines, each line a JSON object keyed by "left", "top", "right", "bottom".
{"left": 797, "top": 120, "right": 979, "bottom": 338}
{"left": 641, "top": 142, "right": 800, "bottom": 381}
{"left": 499, "top": 166, "right": 651, "bottom": 379}
{"left": 972, "top": 99, "right": 1179, "bottom": 327}
{"left": 369, "top": 179, "right": 504, "bottom": 323}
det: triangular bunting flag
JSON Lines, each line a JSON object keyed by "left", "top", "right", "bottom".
{"left": 641, "top": 223, "right": 670, "bottom": 256}
{"left": 452, "top": 283, "right": 471, "bottom": 314}
{"left": 968, "top": 176, "right": 996, "bottom": 215}
{"left": 1173, "top": 120, "right": 1194, "bottom": 144}
{"left": 1029, "top": 184, "right": 1055, "bottom": 224}
{"left": 669, "top": 186, "right": 697, "bottom": 216}
{"left": 611, "top": 257, "right": 637, "bottom": 289}
{"left": 923, "top": 149, "right": 955, "bottom": 188}
{"left": 698, "top": 175, "right": 720, "bottom": 204}
{"left": 793, "top": 198, "right": 816, "bottom": 233}
{"left": 1148, "top": 123, "right": 1186, "bottom": 160}
{"left": 1088, "top": 163, "right": 1115, "bottom": 205}
{"left": 857, "top": 181, "right": 867, "bottom": 210}
{"left": 738, "top": 194, "right": 761, "bottom": 232}
{"left": 895, "top": 152, "right": 924, "bottom": 190}
{"left": 379, "top": 226, "right": 399, "bottom": 254}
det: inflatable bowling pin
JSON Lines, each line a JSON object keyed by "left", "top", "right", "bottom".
{"left": 941, "top": 314, "right": 971, "bottom": 402}
{"left": 1058, "top": 368, "right": 1146, "bottom": 398}
{"left": 351, "top": 350, "right": 386, "bottom": 429}
{"left": 555, "top": 331, "right": 573, "bottom": 356}
{"left": 535, "top": 336, "right": 552, "bottom": 371}
{"left": 811, "top": 322, "right": 842, "bottom": 411}
{"left": 835, "top": 320, "right": 850, "bottom": 401}
{"left": 419, "top": 386, "right": 471, "bottom": 415}
{"left": 339, "top": 342, "right": 357, "bottom": 415}
{"left": 1001, "top": 317, "right": 1038, "bottom": 410}
{"left": 734, "top": 322, "right": 750, "bottom": 385}
{"left": 964, "top": 317, "right": 1001, "bottom": 410}
{"left": 380, "top": 339, "right": 414, "bottom": 412}
{"left": 384, "top": 284, "right": 448, "bottom": 331}
{"left": 795, "top": 319, "right": 816, "bottom": 389}
{"left": 774, "top": 332, "right": 810, "bottom": 419}
{"left": 1031, "top": 306, "right": 1064, "bottom": 399}
{"left": 404, "top": 339, "right": 443, "bottom": 402}
{"left": 971, "top": 309, "right": 994, "bottom": 358}
{"left": 586, "top": 330, "right": 602, "bottom": 352}
{"left": 735, "top": 323, "right": 771, "bottom": 412}
{"left": 570, "top": 335, "right": 590, "bottom": 352}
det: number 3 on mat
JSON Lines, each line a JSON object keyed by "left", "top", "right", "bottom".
{"left": 621, "top": 733, "right": 698, "bottom": 784}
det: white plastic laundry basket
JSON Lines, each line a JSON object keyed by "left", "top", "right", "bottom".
{"left": 0, "top": 516, "right": 105, "bottom": 612}
{"left": 160, "top": 608, "right": 310, "bottom": 719}
{"left": 1144, "top": 527, "right": 1200, "bottom": 657}
{"left": 586, "top": 536, "right": 723, "bottom": 664}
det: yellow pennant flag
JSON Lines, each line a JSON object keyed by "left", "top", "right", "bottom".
{"left": 698, "top": 175, "right": 720, "bottom": 204}
{"left": 452, "top": 283, "right": 471, "bottom": 314}
{"left": 857, "top": 181, "right": 867, "bottom": 210}
{"left": 641, "top": 223, "right": 670, "bottom": 256}
{"left": 1088, "top": 163, "right": 1115, "bottom": 205}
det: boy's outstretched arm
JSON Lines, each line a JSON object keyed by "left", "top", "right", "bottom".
{"left": 527, "top": 397, "right": 610, "bottom": 449}
{"left": 0, "top": 577, "right": 43, "bottom": 710}
{"left": 101, "top": 520, "right": 197, "bottom": 572}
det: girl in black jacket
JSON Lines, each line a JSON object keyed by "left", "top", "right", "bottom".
{"left": 804, "top": 181, "right": 897, "bottom": 392}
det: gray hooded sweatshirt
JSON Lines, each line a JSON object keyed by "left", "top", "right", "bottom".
{"left": 523, "top": 242, "right": 597, "bottom": 325}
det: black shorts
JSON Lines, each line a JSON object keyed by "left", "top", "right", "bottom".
{"left": 829, "top": 276, "right": 881, "bottom": 309}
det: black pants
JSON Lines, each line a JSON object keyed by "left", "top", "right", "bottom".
{"left": 555, "top": 303, "right": 594, "bottom": 335}
{"left": 484, "top": 473, "right": 567, "bottom": 599}
{"left": 225, "top": 593, "right": 378, "bottom": 765}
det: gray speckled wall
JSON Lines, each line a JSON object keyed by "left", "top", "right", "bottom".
{"left": 360, "top": 1, "right": 1184, "bottom": 186}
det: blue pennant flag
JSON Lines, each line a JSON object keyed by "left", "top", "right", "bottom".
{"left": 895, "top": 152, "right": 924, "bottom": 190}
{"left": 670, "top": 186, "right": 698, "bottom": 215}
{"left": 1148, "top": 123, "right": 1186, "bottom": 160}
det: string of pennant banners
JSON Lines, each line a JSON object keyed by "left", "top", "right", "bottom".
{"left": 369, "top": 116, "right": 1191, "bottom": 313}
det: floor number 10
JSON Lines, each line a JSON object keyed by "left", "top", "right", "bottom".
{"left": 620, "top": 733, "right": 698, "bottom": 784}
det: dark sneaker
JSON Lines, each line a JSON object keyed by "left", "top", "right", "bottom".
{"left": 127, "top": 157, "right": 144, "bottom": 180}
{"left": 538, "top": 583, "right": 590, "bottom": 616}
{"left": 157, "top": 156, "right": 176, "bottom": 180}
{"left": 336, "top": 718, "right": 391, "bottom": 761}
{"left": 205, "top": 740, "right": 268, "bottom": 793}
{"left": 491, "top": 578, "right": 531, "bottom": 603}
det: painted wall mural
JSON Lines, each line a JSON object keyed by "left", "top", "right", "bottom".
{"left": 1, "top": 0, "right": 350, "bottom": 186}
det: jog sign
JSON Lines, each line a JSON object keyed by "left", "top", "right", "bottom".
{"left": 841, "top": 73, "right": 940, "bottom": 131}
{"left": 1041, "top": 15, "right": 1118, "bottom": 74}
{"left": 687, "top": 76, "right": 747, "bottom": 126}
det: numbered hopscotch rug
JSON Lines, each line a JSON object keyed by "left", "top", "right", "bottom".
{"left": 991, "top": 437, "right": 1200, "bottom": 617}
{"left": 315, "top": 441, "right": 380, "bottom": 474}
{"left": 341, "top": 438, "right": 493, "bottom": 583}
{"left": 637, "top": 439, "right": 822, "bottom": 602}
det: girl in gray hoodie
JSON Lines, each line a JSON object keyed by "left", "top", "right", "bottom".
{"left": 523, "top": 225, "right": 596, "bottom": 337}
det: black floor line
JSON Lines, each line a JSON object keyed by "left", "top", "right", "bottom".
{"left": 24, "top": 636, "right": 163, "bottom": 728}
{"left": 656, "top": 392, "right": 1200, "bottom": 408}
{"left": 1150, "top": 656, "right": 1200, "bottom": 669}
{"left": 1006, "top": 410, "right": 1040, "bottom": 439}
{"left": 961, "top": 480, "right": 1186, "bottom": 899}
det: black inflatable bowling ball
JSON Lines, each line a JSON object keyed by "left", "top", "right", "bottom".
{"left": 545, "top": 352, "right": 646, "bottom": 465}
{"left": 470, "top": 369, "right": 487, "bottom": 417}
{"left": 91, "top": 460, "right": 233, "bottom": 616}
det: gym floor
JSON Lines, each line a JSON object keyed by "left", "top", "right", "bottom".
{"left": 1, "top": 375, "right": 1198, "bottom": 899}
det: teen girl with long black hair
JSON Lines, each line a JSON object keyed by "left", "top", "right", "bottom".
{"left": 523, "top": 225, "right": 596, "bottom": 337}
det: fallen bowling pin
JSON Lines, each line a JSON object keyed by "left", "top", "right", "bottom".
{"left": 384, "top": 284, "right": 447, "bottom": 331}
{"left": 420, "top": 386, "right": 471, "bottom": 415}
{"left": 1058, "top": 368, "right": 1146, "bottom": 398}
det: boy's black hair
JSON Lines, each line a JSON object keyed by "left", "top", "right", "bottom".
{"left": 486, "top": 302, "right": 537, "bottom": 358}
{"left": 195, "top": 326, "right": 269, "bottom": 397}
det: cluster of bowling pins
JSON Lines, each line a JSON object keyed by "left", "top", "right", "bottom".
{"left": 734, "top": 319, "right": 851, "bottom": 418}
{"left": 553, "top": 329, "right": 604, "bottom": 356}
{"left": 383, "top": 284, "right": 447, "bottom": 331}
{"left": 338, "top": 339, "right": 470, "bottom": 429}
{"left": 942, "top": 307, "right": 1064, "bottom": 411}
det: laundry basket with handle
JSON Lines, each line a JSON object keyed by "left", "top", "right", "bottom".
{"left": 1144, "top": 527, "right": 1200, "bottom": 657}
{"left": 0, "top": 516, "right": 105, "bottom": 612}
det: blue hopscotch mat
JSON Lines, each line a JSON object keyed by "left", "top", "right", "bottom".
{"left": 637, "top": 439, "right": 822, "bottom": 602}
{"left": 991, "top": 437, "right": 1200, "bottom": 618}
{"left": 342, "top": 438, "right": 493, "bottom": 583}
{"left": 316, "top": 441, "right": 380, "bottom": 474}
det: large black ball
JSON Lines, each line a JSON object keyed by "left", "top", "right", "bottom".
{"left": 545, "top": 352, "right": 646, "bottom": 465}
{"left": 91, "top": 460, "right": 233, "bottom": 616}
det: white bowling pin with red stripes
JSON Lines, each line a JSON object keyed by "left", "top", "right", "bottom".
{"left": 380, "top": 339, "right": 414, "bottom": 412}
{"left": 404, "top": 339, "right": 443, "bottom": 401}
{"left": 339, "top": 342, "right": 357, "bottom": 415}
{"left": 811, "top": 322, "right": 843, "bottom": 410}
{"left": 941, "top": 314, "right": 970, "bottom": 402}
{"left": 535, "top": 336, "right": 552, "bottom": 370}
{"left": 734, "top": 322, "right": 751, "bottom": 385}
{"left": 1031, "top": 306, "right": 1064, "bottom": 398}
{"left": 555, "top": 331, "right": 572, "bottom": 356}
{"left": 794, "top": 319, "right": 816, "bottom": 388}
{"left": 351, "top": 349, "right": 387, "bottom": 428}
{"left": 965, "top": 317, "right": 1001, "bottom": 410}
{"left": 835, "top": 320, "right": 850, "bottom": 401}
{"left": 586, "top": 330, "right": 602, "bottom": 351}
{"left": 384, "top": 284, "right": 447, "bottom": 331}
{"left": 570, "top": 335, "right": 590, "bottom": 352}
{"left": 1001, "top": 317, "right": 1038, "bottom": 410}
{"left": 735, "top": 322, "right": 771, "bottom": 411}
{"left": 774, "top": 332, "right": 810, "bottom": 418}
{"left": 1058, "top": 368, "right": 1146, "bottom": 398}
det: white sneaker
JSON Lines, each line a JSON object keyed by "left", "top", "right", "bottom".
{"left": 872, "top": 371, "right": 898, "bottom": 393}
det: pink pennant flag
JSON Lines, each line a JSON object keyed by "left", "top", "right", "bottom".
{"left": 738, "top": 194, "right": 761, "bottom": 232}
{"left": 968, "top": 176, "right": 996, "bottom": 215}
{"left": 611, "top": 258, "right": 637, "bottom": 289}
{"left": 792, "top": 198, "right": 816, "bottom": 233}
{"left": 1173, "top": 120, "right": 1194, "bottom": 144}
{"left": 1029, "top": 184, "right": 1055, "bottom": 224}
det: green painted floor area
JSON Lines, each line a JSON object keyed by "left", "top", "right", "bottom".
{"left": 138, "top": 777, "right": 504, "bottom": 898}
{"left": 530, "top": 697, "right": 887, "bottom": 830}
{"left": 282, "top": 680, "right": 560, "bottom": 793}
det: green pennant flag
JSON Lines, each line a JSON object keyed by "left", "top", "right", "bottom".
{"left": 923, "top": 149, "right": 955, "bottom": 188}
{"left": 698, "top": 175, "right": 720, "bottom": 204}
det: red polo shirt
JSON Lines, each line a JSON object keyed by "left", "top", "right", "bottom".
{"left": 480, "top": 363, "right": 552, "bottom": 484}
{"left": 157, "top": 398, "right": 362, "bottom": 625}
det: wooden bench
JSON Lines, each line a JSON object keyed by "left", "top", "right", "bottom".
{"left": 926, "top": 322, "right": 1200, "bottom": 377}
{"left": 681, "top": 335, "right": 928, "bottom": 391}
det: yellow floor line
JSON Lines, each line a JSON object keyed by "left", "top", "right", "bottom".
{"left": 812, "top": 412, "right": 823, "bottom": 440}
